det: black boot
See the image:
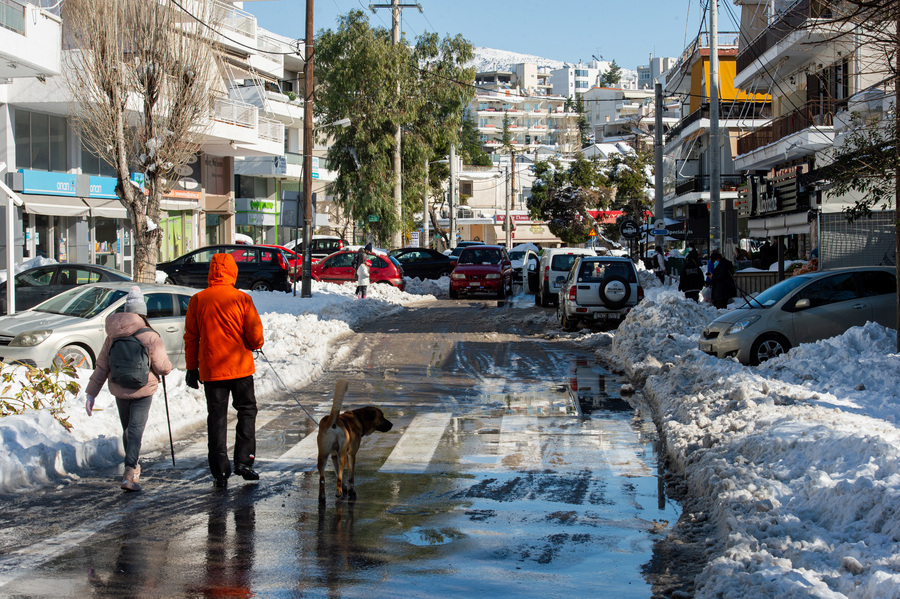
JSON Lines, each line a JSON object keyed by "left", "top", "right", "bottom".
{"left": 234, "top": 464, "right": 259, "bottom": 481}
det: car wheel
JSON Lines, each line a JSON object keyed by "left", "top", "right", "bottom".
{"left": 164, "top": 276, "right": 177, "bottom": 285}
{"left": 535, "top": 289, "right": 543, "bottom": 306}
{"left": 497, "top": 279, "right": 507, "bottom": 299}
{"left": 449, "top": 288, "right": 459, "bottom": 299}
{"left": 559, "top": 306, "right": 579, "bottom": 332}
{"left": 599, "top": 275, "right": 631, "bottom": 309}
{"left": 52, "top": 345, "right": 93, "bottom": 371}
{"left": 251, "top": 280, "right": 272, "bottom": 291}
{"left": 750, "top": 334, "right": 791, "bottom": 365}
{"left": 439, "top": 269, "right": 451, "bottom": 278}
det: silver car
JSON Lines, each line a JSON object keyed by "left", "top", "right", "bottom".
{"left": 558, "top": 256, "right": 643, "bottom": 331}
{"left": 700, "top": 267, "right": 896, "bottom": 365}
{"left": 0, "top": 282, "right": 198, "bottom": 370}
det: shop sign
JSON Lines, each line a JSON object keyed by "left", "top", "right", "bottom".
{"left": 495, "top": 214, "right": 531, "bottom": 223}
{"left": 619, "top": 219, "right": 640, "bottom": 239}
{"left": 88, "top": 176, "right": 118, "bottom": 199}
{"left": 19, "top": 169, "right": 77, "bottom": 196}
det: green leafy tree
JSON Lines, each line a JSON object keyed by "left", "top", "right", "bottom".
{"left": 460, "top": 111, "right": 492, "bottom": 166}
{"left": 604, "top": 150, "right": 653, "bottom": 217}
{"left": 601, "top": 60, "right": 622, "bottom": 87}
{"left": 528, "top": 157, "right": 613, "bottom": 244}
{"left": 315, "top": 11, "right": 474, "bottom": 245}
{"left": 500, "top": 111, "right": 513, "bottom": 150}
{"left": 575, "top": 95, "right": 591, "bottom": 149}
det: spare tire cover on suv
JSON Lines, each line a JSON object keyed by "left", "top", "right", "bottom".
{"left": 599, "top": 275, "right": 630, "bottom": 309}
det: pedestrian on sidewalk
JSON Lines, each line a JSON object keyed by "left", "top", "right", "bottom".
{"left": 679, "top": 243, "right": 704, "bottom": 302}
{"left": 710, "top": 250, "right": 737, "bottom": 309}
{"left": 356, "top": 258, "right": 371, "bottom": 299}
{"left": 653, "top": 245, "right": 667, "bottom": 285}
{"left": 184, "top": 253, "right": 265, "bottom": 488}
{"left": 85, "top": 286, "right": 172, "bottom": 492}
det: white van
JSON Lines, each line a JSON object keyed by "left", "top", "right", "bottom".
{"left": 535, "top": 247, "right": 596, "bottom": 306}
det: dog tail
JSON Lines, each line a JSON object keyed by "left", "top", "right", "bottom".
{"left": 323, "top": 379, "right": 349, "bottom": 429}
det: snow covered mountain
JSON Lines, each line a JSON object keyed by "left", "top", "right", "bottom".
{"left": 467, "top": 47, "right": 566, "bottom": 72}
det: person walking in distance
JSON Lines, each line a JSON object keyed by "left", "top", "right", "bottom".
{"left": 85, "top": 286, "right": 172, "bottom": 492}
{"left": 356, "top": 258, "right": 371, "bottom": 299}
{"left": 709, "top": 249, "right": 737, "bottom": 309}
{"left": 184, "top": 253, "right": 265, "bottom": 488}
{"left": 653, "top": 245, "right": 667, "bottom": 285}
{"left": 678, "top": 242, "right": 704, "bottom": 302}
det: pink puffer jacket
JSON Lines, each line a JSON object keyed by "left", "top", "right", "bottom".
{"left": 86, "top": 312, "right": 173, "bottom": 399}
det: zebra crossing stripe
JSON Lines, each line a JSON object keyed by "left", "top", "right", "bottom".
{"left": 260, "top": 430, "right": 319, "bottom": 472}
{"left": 379, "top": 412, "right": 453, "bottom": 474}
{"left": 162, "top": 410, "right": 282, "bottom": 464}
{"left": 496, "top": 415, "right": 542, "bottom": 470}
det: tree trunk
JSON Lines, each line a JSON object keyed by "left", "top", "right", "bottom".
{"left": 895, "top": 15, "right": 899, "bottom": 352}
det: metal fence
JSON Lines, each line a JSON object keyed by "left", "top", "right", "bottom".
{"left": 819, "top": 210, "right": 896, "bottom": 269}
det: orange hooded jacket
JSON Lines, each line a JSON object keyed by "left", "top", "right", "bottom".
{"left": 184, "top": 253, "right": 264, "bottom": 382}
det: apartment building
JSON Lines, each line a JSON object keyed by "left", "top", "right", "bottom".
{"left": 581, "top": 86, "right": 681, "bottom": 148}
{"left": 662, "top": 29, "right": 771, "bottom": 246}
{"left": 636, "top": 56, "right": 677, "bottom": 90}
{"left": 0, "top": 0, "right": 294, "bottom": 272}
{"left": 731, "top": 0, "right": 883, "bottom": 263}
{"left": 549, "top": 60, "right": 608, "bottom": 98}
{"left": 470, "top": 92, "right": 580, "bottom": 157}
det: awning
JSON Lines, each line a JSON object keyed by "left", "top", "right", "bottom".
{"left": 491, "top": 224, "right": 561, "bottom": 245}
{"left": 23, "top": 196, "right": 89, "bottom": 217}
{"left": 748, "top": 212, "right": 811, "bottom": 237}
{"left": 83, "top": 198, "right": 128, "bottom": 219}
{"left": 161, "top": 198, "right": 200, "bottom": 211}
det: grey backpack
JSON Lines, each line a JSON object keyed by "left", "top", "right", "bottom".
{"left": 108, "top": 328, "right": 155, "bottom": 389}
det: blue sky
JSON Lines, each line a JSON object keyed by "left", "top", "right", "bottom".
{"left": 245, "top": 0, "right": 722, "bottom": 70}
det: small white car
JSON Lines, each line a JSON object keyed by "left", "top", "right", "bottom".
{"left": 535, "top": 247, "right": 596, "bottom": 306}
{"left": 557, "top": 256, "right": 643, "bottom": 331}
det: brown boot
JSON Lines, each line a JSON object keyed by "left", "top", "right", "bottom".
{"left": 133, "top": 463, "right": 141, "bottom": 485}
{"left": 121, "top": 466, "right": 142, "bottom": 492}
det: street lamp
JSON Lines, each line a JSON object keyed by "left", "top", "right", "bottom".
{"left": 297, "top": 116, "right": 352, "bottom": 297}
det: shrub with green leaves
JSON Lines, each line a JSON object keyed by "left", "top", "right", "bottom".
{"left": 0, "top": 364, "right": 81, "bottom": 432}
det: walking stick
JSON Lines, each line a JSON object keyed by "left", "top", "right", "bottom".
{"left": 161, "top": 375, "right": 176, "bottom": 466}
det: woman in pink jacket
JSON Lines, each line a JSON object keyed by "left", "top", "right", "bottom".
{"left": 85, "top": 286, "right": 173, "bottom": 492}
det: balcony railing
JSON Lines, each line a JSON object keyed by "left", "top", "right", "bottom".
{"left": 674, "top": 175, "right": 744, "bottom": 196}
{"left": 665, "top": 102, "right": 772, "bottom": 143}
{"left": 213, "top": 0, "right": 256, "bottom": 39}
{"left": 258, "top": 116, "right": 283, "bottom": 143}
{"left": 736, "top": 0, "right": 833, "bottom": 74}
{"left": 0, "top": 0, "right": 25, "bottom": 34}
{"left": 737, "top": 98, "right": 838, "bottom": 155}
{"left": 213, "top": 97, "right": 257, "bottom": 129}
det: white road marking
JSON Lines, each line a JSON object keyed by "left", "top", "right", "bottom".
{"left": 159, "top": 410, "right": 281, "bottom": 465}
{"left": 259, "top": 430, "right": 319, "bottom": 472}
{"left": 0, "top": 513, "right": 122, "bottom": 589}
{"left": 380, "top": 412, "right": 453, "bottom": 474}
{"left": 496, "top": 414, "right": 542, "bottom": 470}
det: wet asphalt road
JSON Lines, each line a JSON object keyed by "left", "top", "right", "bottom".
{"left": 0, "top": 294, "right": 681, "bottom": 598}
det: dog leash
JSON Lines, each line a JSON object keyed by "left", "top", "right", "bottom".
{"left": 256, "top": 349, "right": 319, "bottom": 425}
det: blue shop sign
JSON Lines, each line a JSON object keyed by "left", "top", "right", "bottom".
{"left": 19, "top": 169, "right": 77, "bottom": 196}
{"left": 88, "top": 176, "right": 118, "bottom": 199}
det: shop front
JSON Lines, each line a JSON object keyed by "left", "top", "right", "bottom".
{"left": 746, "top": 164, "right": 814, "bottom": 262}
{"left": 235, "top": 196, "right": 279, "bottom": 243}
{"left": 491, "top": 214, "right": 562, "bottom": 247}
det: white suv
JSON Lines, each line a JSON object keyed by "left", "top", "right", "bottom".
{"left": 557, "top": 256, "right": 643, "bottom": 331}
{"left": 535, "top": 247, "right": 596, "bottom": 306}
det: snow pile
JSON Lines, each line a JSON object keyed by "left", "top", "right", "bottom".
{"left": 0, "top": 279, "right": 434, "bottom": 494}
{"left": 606, "top": 285, "right": 900, "bottom": 597}
{"left": 0, "top": 256, "right": 58, "bottom": 284}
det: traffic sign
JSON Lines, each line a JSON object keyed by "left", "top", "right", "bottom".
{"left": 619, "top": 219, "right": 640, "bottom": 239}
{"left": 368, "top": 214, "right": 379, "bottom": 222}
{"left": 650, "top": 229, "right": 669, "bottom": 236}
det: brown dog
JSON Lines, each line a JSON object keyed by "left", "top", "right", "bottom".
{"left": 317, "top": 379, "right": 393, "bottom": 502}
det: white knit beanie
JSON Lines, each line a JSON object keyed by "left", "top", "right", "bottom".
{"left": 124, "top": 286, "right": 147, "bottom": 316}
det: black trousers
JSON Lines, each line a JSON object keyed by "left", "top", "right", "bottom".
{"left": 204, "top": 375, "right": 257, "bottom": 479}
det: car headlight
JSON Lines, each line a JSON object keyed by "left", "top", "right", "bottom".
{"left": 451, "top": 273, "right": 467, "bottom": 280}
{"left": 485, "top": 273, "right": 501, "bottom": 279}
{"left": 725, "top": 316, "right": 760, "bottom": 336}
{"left": 10, "top": 329, "right": 52, "bottom": 347}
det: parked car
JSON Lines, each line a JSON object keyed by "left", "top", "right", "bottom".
{"left": 449, "top": 245, "right": 513, "bottom": 299}
{"left": 447, "top": 241, "right": 486, "bottom": 268}
{"left": 557, "top": 256, "right": 643, "bottom": 331}
{"left": 0, "top": 282, "right": 198, "bottom": 370}
{"left": 389, "top": 248, "right": 453, "bottom": 280}
{"left": 699, "top": 266, "right": 897, "bottom": 365}
{"left": 260, "top": 244, "right": 302, "bottom": 281}
{"left": 158, "top": 244, "right": 292, "bottom": 292}
{"left": 509, "top": 243, "right": 540, "bottom": 284}
{"left": 285, "top": 236, "right": 346, "bottom": 261}
{"left": 311, "top": 248, "right": 405, "bottom": 290}
{"left": 0, "top": 263, "right": 131, "bottom": 315}
{"left": 535, "top": 247, "right": 596, "bottom": 307}
{"left": 523, "top": 249, "right": 542, "bottom": 293}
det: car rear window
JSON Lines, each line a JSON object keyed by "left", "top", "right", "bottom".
{"left": 459, "top": 249, "right": 501, "bottom": 264}
{"left": 551, "top": 254, "right": 582, "bottom": 272}
{"left": 578, "top": 261, "right": 636, "bottom": 283}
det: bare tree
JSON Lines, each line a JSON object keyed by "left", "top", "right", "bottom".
{"left": 63, "top": 0, "right": 223, "bottom": 282}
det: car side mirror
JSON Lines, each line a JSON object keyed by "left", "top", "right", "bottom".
{"left": 794, "top": 298, "right": 811, "bottom": 310}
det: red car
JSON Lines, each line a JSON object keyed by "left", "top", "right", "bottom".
{"left": 261, "top": 245, "right": 304, "bottom": 281}
{"left": 449, "top": 245, "right": 513, "bottom": 299}
{"left": 311, "top": 249, "right": 406, "bottom": 291}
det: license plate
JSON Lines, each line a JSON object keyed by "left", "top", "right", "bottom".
{"left": 699, "top": 341, "right": 712, "bottom": 352}
{"left": 553, "top": 282, "right": 562, "bottom": 288}
{"left": 470, "top": 282, "right": 481, "bottom": 287}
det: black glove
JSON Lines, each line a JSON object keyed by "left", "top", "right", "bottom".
{"left": 185, "top": 369, "right": 200, "bottom": 389}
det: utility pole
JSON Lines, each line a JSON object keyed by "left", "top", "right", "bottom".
{"left": 370, "top": 1, "right": 422, "bottom": 249}
{"left": 449, "top": 142, "right": 457, "bottom": 249}
{"left": 654, "top": 82, "right": 664, "bottom": 249}
{"left": 709, "top": 0, "right": 722, "bottom": 254}
{"left": 423, "top": 158, "right": 429, "bottom": 249}
{"left": 300, "top": 0, "right": 315, "bottom": 297}
{"left": 504, "top": 163, "right": 511, "bottom": 249}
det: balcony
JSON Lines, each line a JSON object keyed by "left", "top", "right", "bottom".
{"left": 666, "top": 31, "right": 740, "bottom": 95}
{"left": 737, "top": 99, "right": 839, "bottom": 156}
{"left": 734, "top": 0, "right": 852, "bottom": 89}
{"left": 231, "top": 84, "right": 303, "bottom": 124}
{"left": 210, "top": 0, "right": 256, "bottom": 54}
{"left": 665, "top": 102, "right": 772, "bottom": 144}
{"left": 674, "top": 175, "right": 744, "bottom": 197}
{"left": 0, "top": 0, "right": 61, "bottom": 79}
{"left": 249, "top": 34, "right": 285, "bottom": 79}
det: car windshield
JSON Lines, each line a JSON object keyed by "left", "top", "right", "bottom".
{"left": 509, "top": 251, "right": 525, "bottom": 261}
{"left": 33, "top": 286, "right": 127, "bottom": 318}
{"left": 743, "top": 275, "right": 812, "bottom": 308}
{"left": 459, "top": 249, "right": 501, "bottom": 264}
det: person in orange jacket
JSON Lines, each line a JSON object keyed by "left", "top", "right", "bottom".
{"left": 184, "top": 253, "right": 265, "bottom": 488}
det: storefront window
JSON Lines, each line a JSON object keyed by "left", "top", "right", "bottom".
{"left": 205, "top": 214, "right": 223, "bottom": 245}
{"left": 93, "top": 218, "right": 118, "bottom": 269}
{"left": 81, "top": 141, "right": 116, "bottom": 177}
